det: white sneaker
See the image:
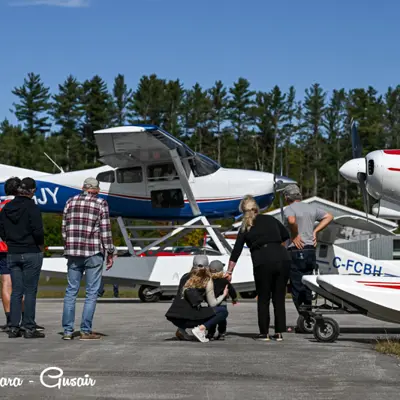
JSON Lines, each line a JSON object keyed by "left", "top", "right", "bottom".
{"left": 191, "top": 326, "right": 209, "bottom": 343}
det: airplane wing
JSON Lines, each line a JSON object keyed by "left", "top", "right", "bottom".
{"left": 332, "top": 215, "right": 397, "bottom": 236}
{"left": 94, "top": 125, "right": 195, "bottom": 168}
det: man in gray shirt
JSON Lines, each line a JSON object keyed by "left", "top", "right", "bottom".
{"left": 282, "top": 185, "right": 333, "bottom": 323}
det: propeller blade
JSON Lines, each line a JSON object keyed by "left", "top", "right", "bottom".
{"left": 279, "top": 192, "right": 284, "bottom": 222}
{"left": 357, "top": 171, "right": 369, "bottom": 222}
{"left": 351, "top": 120, "right": 362, "bottom": 159}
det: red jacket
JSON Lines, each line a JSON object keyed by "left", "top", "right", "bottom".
{"left": 0, "top": 199, "right": 11, "bottom": 253}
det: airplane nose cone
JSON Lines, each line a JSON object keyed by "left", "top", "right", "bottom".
{"left": 274, "top": 175, "right": 297, "bottom": 185}
{"left": 339, "top": 158, "right": 366, "bottom": 183}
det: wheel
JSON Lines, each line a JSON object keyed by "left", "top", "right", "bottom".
{"left": 239, "top": 291, "right": 257, "bottom": 299}
{"left": 296, "top": 314, "right": 316, "bottom": 334}
{"left": 138, "top": 285, "right": 161, "bottom": 303}
{"left": 313, "top": 317, "right": 340, "bottom": 343}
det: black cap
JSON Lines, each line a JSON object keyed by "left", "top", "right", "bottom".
{"left": 20, "top": 177, "right": 36, "bottom": 191}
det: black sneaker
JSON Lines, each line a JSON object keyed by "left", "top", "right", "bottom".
{"left": 254, "top": 334, "right": 270, "bottom": 341}
{"left": 272, "top": 333, "right": 283, "bottom": 341}
{"left": 216, "top": 333, "right": 226, "bottom": 341}
{"left": 24, "top": 330, "right": 45, "bottom": 339}
{"left": 8, "top": 329, "right": 22, "bottom": 338}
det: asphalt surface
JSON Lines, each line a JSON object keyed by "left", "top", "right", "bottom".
{"left": 0, "top": 300, "right": 399, "bottom": 399}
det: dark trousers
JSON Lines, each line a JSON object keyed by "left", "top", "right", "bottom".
{"left": 207, "top": 305, "right": 228, "bottom": 336}
{"left": 8, "top": 253, "right": 43, "bottom": 331}
{"left": 254, "top": 261, "right": 290, "bottom": 334}
{"left": 289, "top": 247, "right": 316, "bottom": 313}
{"left": 169, "top": 306, "right": 229, "bottom": 331}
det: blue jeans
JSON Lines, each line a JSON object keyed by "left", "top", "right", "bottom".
{"left": 207, "top": 305, "right": 228, "bottom": 335}
{"left": 62, "top": 253, "right": 104, "bottom": 334}
{"left": 8, "top": 253, "right": 43, "bottom": 331}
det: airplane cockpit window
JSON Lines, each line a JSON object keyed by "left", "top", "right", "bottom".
{"left": 189, "top": 153, "right": 220, "bottom": 177}
{"left": 116, "top": 167, "right": 143, "bottom": 183}
{"left": 148, "top": 164, "right": 178, "bottom": 181}
{"left": 97, "top": 171, "right": 115, "bottom": 183}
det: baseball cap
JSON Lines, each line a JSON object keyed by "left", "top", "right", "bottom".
{"left": 83, "top": 177, "right": 100, "bottom": 190}
{"left": 282, "top": 184, "right": 301, "bottom": 197}
{"left": 193, "top": 254, "right": 209, "bottom": 268}
{"left": 209, "top": 260, "right": 225, "bottom": 272}
{"left": 20, "top": 177, "right": 36, "bottom": 191}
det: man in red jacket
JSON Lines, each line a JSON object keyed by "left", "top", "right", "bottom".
{"left": 0, "top": 178, "right": 21, "bottom": 331}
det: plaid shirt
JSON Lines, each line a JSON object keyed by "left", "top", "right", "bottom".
{"left": 62, "top": 192, "right": 115, "bottom": 257}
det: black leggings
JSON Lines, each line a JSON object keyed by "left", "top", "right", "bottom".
{"left": 253, "top": 261, "right": 290, "bottom": 334}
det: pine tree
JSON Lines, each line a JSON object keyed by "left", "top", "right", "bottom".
{"left": 162, "top": 79, "right": 184, "bottom": 137}
{"left": 303, "top": 83, "right": 326, "bottom": 196}
{"left": 11, "top": 72, "right": 51, "bottom": 139}
{"left": 128, "top": 74, "right": 165, "bottom": 125}
{"left": 51, "top": 75, "right": 84, "bottom": 171}
{"left": 384, "top": 86, "right": 400, "bottom": 148}
{"left": 111, "top": 74, "right": 132, "bottom": 126}
{"left": 228, "top": 78, "right": 255, "bottom": 168}
{"left": 209, "top": 81, "right": 228, "bottom": 164}
{"left": 81, "top": 75, "right": 112, "bottom": 166}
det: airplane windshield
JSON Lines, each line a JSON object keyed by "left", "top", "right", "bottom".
{"left": 190, "top": 153, "right": 220, "bottom": 177}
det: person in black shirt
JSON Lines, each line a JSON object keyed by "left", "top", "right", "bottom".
{"left": 206, "top": 260, "right": 237, "bottom": 341}
{"left": 0, "top": 177, "right": 45, "bottom": 339}
{"left": 226, "top": 195, "right": 291, "bottom": 341}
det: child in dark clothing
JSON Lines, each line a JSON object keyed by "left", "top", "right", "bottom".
{"left": 206, "top": 260, "right": 238, "bottom": 340}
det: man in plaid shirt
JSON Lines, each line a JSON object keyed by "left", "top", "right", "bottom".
{"left": 61, "top": 177, "right": 115, "bottom": 341}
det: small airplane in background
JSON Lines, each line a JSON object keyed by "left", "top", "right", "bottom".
{"left": 0, "top": 125, "right": 295, "bottom": 220}
{"left": 339, "top": 121, "right": 400, "bottom": 219}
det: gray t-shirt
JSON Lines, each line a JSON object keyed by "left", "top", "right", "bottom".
{"left": 283, "top": 202, "right": 327, "bottom": 248}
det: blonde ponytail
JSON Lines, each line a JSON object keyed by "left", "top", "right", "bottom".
{"left": 239, "top": 195, "right": 260, "bottom": 232}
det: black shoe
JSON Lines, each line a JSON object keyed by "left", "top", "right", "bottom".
{"left": 35, "top": 324, "right": 45, "bottom": 331}
{"left": 8, "top": 329, "right": 22, "bottom": 338}
{"left": 254, "top": 334, "right": 270, "bottom": 341}
{"left": 216, "top": 333, "right": 226, "bottom": 341}
{"left": 272, "top": 333, "right": 283, "bottom": 341}
{"left": 0, "top": 324, "right": 10, "bottom": 332}
{"left": 24, "top": 329, "right": 45, "bottom": 339}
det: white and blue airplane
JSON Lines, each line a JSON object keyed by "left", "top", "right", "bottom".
{"left": 0, "top": 125, "right": 295, "bottom": 220}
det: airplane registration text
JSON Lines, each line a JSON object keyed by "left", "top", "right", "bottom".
{"left": 332, "top": 256, "right": 382, "bottom": 275}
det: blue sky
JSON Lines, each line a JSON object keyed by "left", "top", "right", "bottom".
{"left": 1, "top": 0, "right": 399, "bottom": 124}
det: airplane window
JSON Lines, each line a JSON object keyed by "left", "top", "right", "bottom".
{"left": 189, "top": 153, "right": 220, "bottom": 177}
{"left": 148, "top": 164, "right": 178, "bottom": 181}
{"left": 151, "top": 189, "right": 184, "bottom": 208}
{"left": 117, "top": 167, "right": 143, "bottom": 183}
{"left": 97, "top": 171, "right": 115, "bottom": 183}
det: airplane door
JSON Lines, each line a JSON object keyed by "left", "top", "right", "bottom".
{"left": 110, "top": 166, "right": 147, "bottom": 198}
{"left": 146, "top": 163, "right": 185, "bottom": 209}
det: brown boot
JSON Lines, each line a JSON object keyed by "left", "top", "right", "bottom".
{"left": 80, "top": 332, "right": 101, "bottom": 341}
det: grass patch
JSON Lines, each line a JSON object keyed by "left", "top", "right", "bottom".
{"left": 375, "top": 338, "right": 400, "bottom": 357}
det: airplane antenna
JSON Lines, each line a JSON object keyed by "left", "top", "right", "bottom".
{"left": 44, "top": 152, "right": 65, "bottom": 174}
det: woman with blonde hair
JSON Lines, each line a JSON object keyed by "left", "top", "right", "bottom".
{"left": 226, "top": 195, "right": 291, "bottom": 341}
{"left": 165, "top": 255, "right": 229, "bottom": 343}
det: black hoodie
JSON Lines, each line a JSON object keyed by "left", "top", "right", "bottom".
{"left": 0, "top": 196, "right": 44, "bottom": 254}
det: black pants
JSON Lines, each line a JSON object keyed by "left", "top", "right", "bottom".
{"left": 253, "top": 261, "right": 290, "bottom": 334}
{"left": 289, "top": 247, "right": 316, "bottom": 313}
{"left": 8, "top": 253, "right": 43, "bottom": 331}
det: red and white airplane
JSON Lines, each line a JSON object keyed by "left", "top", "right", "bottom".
{"left": 302, "top": 121, "right": 400, "bottom": 342}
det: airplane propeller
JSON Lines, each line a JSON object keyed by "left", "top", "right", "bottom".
{"left": 350, "top": 120, "right": 369, "bottom": 221}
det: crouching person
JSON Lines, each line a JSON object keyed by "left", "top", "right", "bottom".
{"left": 165, "top": 255, "right": 229, "bottom": 343}
{"left": 206, "top": 260, "right": 237, "bottom": 341}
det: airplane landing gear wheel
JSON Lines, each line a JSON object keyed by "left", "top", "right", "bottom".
{"left": 138, "top": 285, "right": 161, "bottom": 303}
{"left": 313, "top": 317, "right": 340, "bottom": 343}
{"left": 296, "top": 315, "right": 316, "bottom": 334}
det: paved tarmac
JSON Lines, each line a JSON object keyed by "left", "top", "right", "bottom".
{"left": 0, "top": 300, "right": 399, "bottom": 400}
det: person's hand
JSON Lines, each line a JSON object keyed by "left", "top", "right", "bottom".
{"left": 292, "top": 235, "right": 304, "bottom": 249}
{"left": 224, "top": 272, "right": 232, "bottom": 282}
{"left": 223, "top": 285, "right": 229, "bottom": 297}
{"left": 232, "top": 299, "right": 238, "bottom": 305}
{"left": 106, "top": 253, "right": 115, "bottom": 271}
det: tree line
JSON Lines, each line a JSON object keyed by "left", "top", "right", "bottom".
{"left": 1, "top": 72, "right": 398, "bottom": 245}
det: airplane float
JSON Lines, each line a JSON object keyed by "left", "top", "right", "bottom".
{"left": 298, "top": 121, "right": 400, "bottom": 343}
